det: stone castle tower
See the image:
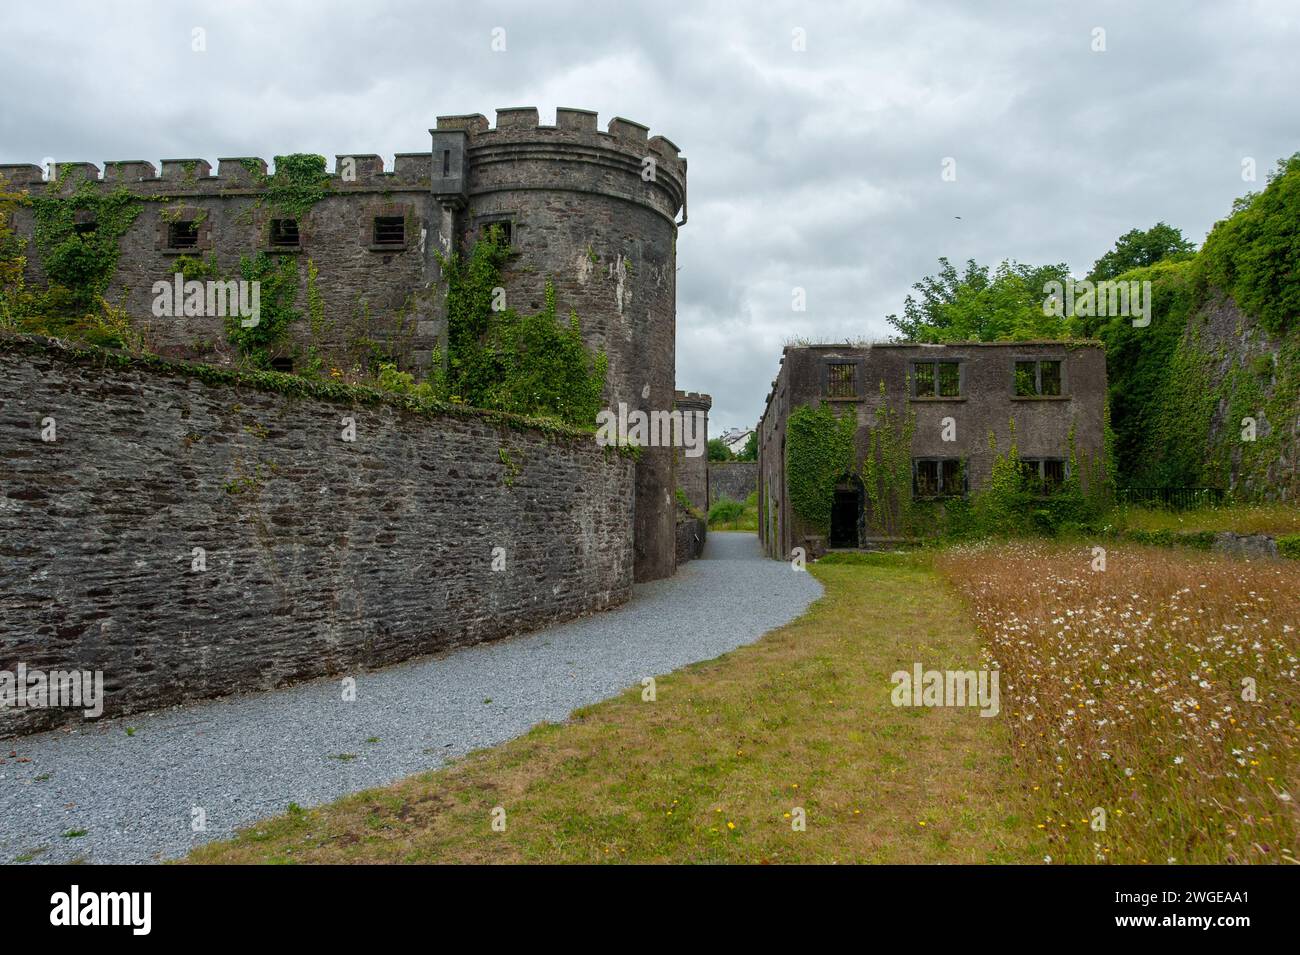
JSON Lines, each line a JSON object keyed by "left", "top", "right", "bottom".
{"left": 0, "top": 106, "right": 688, "bottom": 581}
{"left": 430, "top": 107, "right": 688, "bottom": 581}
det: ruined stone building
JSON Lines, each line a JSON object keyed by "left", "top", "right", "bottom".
{"left": 1, "top": 107, "right": 690, "bottom": 582}
{"left": 757, "top": 342, "right": 1108, "bottom": 558}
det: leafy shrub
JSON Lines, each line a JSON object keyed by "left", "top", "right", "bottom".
{"left": 1278, "top": 534, "right": 1300, "bottom": 560}
{"left": 708, "top": 497, "right": 746, "bottom": 525}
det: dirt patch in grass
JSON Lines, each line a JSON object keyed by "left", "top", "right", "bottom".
{"left": 186, "top": 553, "right": 1041, "bottom": 864}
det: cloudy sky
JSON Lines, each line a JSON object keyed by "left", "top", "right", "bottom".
{"left": 2, "top": 1, "right": 1297, "bottom": 433}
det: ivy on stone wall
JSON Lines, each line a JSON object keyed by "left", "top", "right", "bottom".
{"left": 1194, "top": 154, "right": 1300, "bottom": 338}
{"left": 225, "top": 252, "right": 300, "bottom": 368}
{"left": 0, "top": 176, "right": 142, "bottom": 347}
{"left": 785, "top": 401, "right": 857, "bottom": 533}
{"left": 29, "top": 179, "right": 142, "bottom": 304}
{"left": 859, "top": 382, "right": 916, "bottom": 536}
{"left": 250, "top": 154, "right": 332, "bottom": 218}
{"left": 435, "top": 225, "right": 607, "bottom": 428}
{"left": 1084, "top": 155, "right": 1300, "bottom": 496}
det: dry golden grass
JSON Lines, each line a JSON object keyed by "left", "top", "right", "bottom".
{"left": 937, "top": 542, "right": 1300, "bottom": 864}
{"left": 187, "top": 553, "right": 1042, "bottom": 864}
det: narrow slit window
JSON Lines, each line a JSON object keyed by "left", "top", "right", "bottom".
{"left": 442, "top": 150, "right": 451, "bottom": 176}
{"left": 372, "top": 216, "right": 406, "bottom": 246}
{"left": 168, "top": 220, "right": 199, "bottom": 250}
{"left": 827, "top": 362, "right": 857, "bottom": 398}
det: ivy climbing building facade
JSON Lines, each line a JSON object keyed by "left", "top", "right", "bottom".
{"left": 756, "top": 342, "right": 1109, "bottom": 559}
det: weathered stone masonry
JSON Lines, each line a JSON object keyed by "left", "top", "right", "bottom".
{"left": 0, "top": 106, "right": 687, "bottom": 582}
{"left": 0, "top": 337, "right": 635, "bottom": 736}
{"left": 757, "top": 342, "right": 1108, "bottom": 559}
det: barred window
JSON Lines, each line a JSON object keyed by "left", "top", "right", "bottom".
{"left": 914, "top": 361, "right": 961, "bottom": 397}
{"left": 269, "top": 218, "right": 300, "bottom": 248}
{"left": 827, "top": 362, "right": 857, "bottom": 398}
{"left": 479, "top": 219, "right": 512, "bottom": 245}
{"left": 372, "top": 216, "right": 406, "bottom": 246}
{"left": 168, "top": 220, "right": 199, "bottom": 249}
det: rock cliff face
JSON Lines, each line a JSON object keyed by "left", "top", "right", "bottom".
{"left": 1157, "top": 294, "right": 1299, "bottom": 500}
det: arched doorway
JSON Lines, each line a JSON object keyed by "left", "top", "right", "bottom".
{"left": 829, "top": 475, "right": 863, "bottom": 548}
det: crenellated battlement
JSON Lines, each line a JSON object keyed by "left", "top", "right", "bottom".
{"left": 0, "top": 105, "right": 687, "bottom": 585}
{"left": 0, "top": 152, "right": 434, "bottom": 192}
{"left": 434, "top": 106, "right": 686, "bottom": 183}
{"left": 674, "top": 390, "right": 713, "bottom": 411}
{"left": 0, "top": 108, "right": 685, "bottom": 202}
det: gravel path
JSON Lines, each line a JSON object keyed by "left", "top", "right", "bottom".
{"left": 0, "top": 532, "right": 819, "bottom": 864}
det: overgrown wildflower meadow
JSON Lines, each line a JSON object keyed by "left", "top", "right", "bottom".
{"left": 938, "top": 542, "right": 1299, "bottom": 864}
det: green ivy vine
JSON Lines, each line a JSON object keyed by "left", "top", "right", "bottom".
{"left": 785, "top": 401, "right": 858, "bottom": 533}
{"left": 859, "top": 383, "right": 916, "bottom": 536}
{"left": 433, "top": 225, "right": 607, "bottom": 428}
{"left": 29, "top": 180, "right": 141, "bottom": 306}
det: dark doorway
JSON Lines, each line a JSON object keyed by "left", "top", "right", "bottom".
{"left": 829, "top": 478, "right": 862, "bottom": 548}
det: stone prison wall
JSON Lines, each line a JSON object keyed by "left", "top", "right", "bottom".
{"left": 709, "top": 460, "right": 758, "bottom": 508}
{"left": 0, "top": 336, "right": 635, "bottom": 736}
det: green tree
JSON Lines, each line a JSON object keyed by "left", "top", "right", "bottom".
{"left": 707, "top": 438, "right": 735, "bottom": 462}
{"left": 1087, "top": 222, "right": 1196, "bottom": 282}
{"left": 886, "top": 257, "right": 1073, "bottom": 342}
{"left": 1193, "top": 153, "right": 1300, "bottom": 336}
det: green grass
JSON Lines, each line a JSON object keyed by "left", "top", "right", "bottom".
{"left": 186, "top": 553, "right": 1042, "bottom": 864}
{"left": 709, "top": 491, "right": 759, "bottom": 532}
{"left": 1113, "top": 503, "right": 1300, "bottom": 537}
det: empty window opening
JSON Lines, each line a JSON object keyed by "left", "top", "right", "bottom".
{"left": 827, "top": 362, "right": 857, "bottom": 398}
{"left": 168, "top": 220, "right": 199, "bottom": 250}
{"left": 914, "top": 361, "right": 961, "bottom": 397}
{"left": 1019, "top": 458, "right": 1066, "bottom": 493}
{"left": 73, "top": 217, "right": 97, "bottom": 237}
{"left": 442, "top": 149, "right": 451, "bottom": 176}
{"left": 372, "top": 216, "right": 406, "bottom": 246}
{"left": 269, "top": 218, "right": 300, "bottom": 248}
{"left": 914, "top": 458, "right": 965, "bottom": 497}
{"left": 480, "top": 219, "right": 512, "bottom": 245}
{"left": 269, "top": 357, "right": 294, "bottom": 373}
{"left": 1015, "top": 359, "right": 1063, "bottom": 397}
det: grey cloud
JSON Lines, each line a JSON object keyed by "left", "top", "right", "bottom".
{"left": 2, "top": 0, "right": 1295, "bottom": 434}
